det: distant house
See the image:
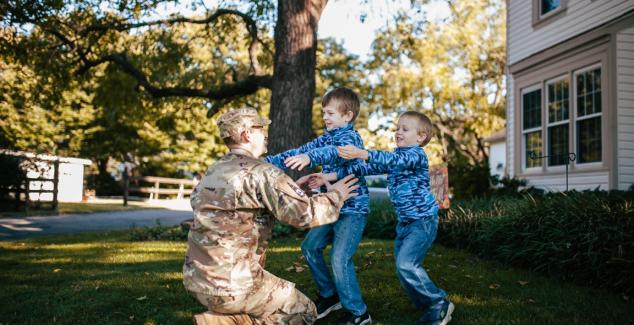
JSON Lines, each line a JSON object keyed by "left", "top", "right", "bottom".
{"left": 485, "top": 128, "right": 507, "bottom": 178}
{"left": 1, "top": 150, "right": 92, "bottom": 203}
{"left": 506, "top": 0, "right": 634, "bottom": 190}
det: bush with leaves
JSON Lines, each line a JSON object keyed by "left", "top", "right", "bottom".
{"left": 448, "top": 161, "right": 491, "bottom": 200}
{"left": 437, "top": 190, "right": 634, "bottom": 294}
{"left": 365, "top": 199, "right": 397, "bottom": 239}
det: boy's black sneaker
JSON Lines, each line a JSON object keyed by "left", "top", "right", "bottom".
{"left": 415, "top": 299, "right": 454, "bottom": 325}
{"left": 337, "top": 311, "right": 372, "bottom": 325}
{"left": 315, "top": 294, "right": 342, "bottom": 319}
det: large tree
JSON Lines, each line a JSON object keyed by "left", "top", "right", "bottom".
{"left": 2, "top": 0, "right": 328, "bottom": 154}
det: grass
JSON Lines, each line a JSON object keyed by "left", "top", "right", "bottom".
{"left": 0, "top": 232, "right": 632, "bottom": 325}
{"left": 0, "top": 201, "right": 160, "bottom": 218}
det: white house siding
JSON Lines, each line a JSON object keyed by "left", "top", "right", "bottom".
{"left": 617, "top": 26, "right": 634, "bottom": 190}
{"left": 525, "top": 171, "right": 610, "bottom": 191}
{"left": 508, "top": 0, "right": 634, "bottom": 65}
{"left": 506, "top": 75, "right": 515, "bottom": 177}
{"left": 489, "top": 142, "right": 507, "bottom": 177}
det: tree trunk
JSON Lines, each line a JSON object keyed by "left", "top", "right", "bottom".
{"left": 268, "top": 0, "right": 327, "bottom": 155}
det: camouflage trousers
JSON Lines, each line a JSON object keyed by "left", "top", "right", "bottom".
{"left": 192, "top": 270, "right": 317, "bottom": 325}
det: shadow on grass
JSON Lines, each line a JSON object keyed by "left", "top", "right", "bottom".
{"left": 0, "top": 234, "right": 632, "bottom": 325}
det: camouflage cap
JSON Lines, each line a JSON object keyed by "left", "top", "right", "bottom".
{"left": 217, "top": 108, "right": 271, "bottom": 139}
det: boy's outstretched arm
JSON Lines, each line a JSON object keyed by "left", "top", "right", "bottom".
{"left": 284, "top": 145, "right": 346, "bottom": 171}
{"left": 339, "top": 145, "right": 427, "bottom": 170}
{"left": 338, "top": 145, "right": 369, "bottom": 161}
{"left": 265, "top": 135, "right": 326, "bottom": 170}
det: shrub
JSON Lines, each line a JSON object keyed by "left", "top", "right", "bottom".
{"left": 448, "top": 160, "right": 491, "bottom": 200}
{"left": 438, "top": 190, "right": 634, "bottom": 294}
{"left": 365, "top": 199, "right": 397, "bottom": 239}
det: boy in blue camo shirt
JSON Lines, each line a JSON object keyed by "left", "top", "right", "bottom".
{"left": 306, "top": 111, "right": 454, "bottom": 325}
{"left": 265, "top": 87, "right": 372, "bottom": 325}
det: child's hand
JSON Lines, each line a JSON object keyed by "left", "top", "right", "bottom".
{"left": 296, "top": 174, "right": 312, "bottom": 188}
{"left": 307, "top": 174, "right": 328, "bottom": 188}
{"left": 337, "top": 145, "right": 368, "bottom": 160}
{"left": 297, "top": 173, "right": 330, "bottom": 189}
{"left": 284, "top": 154, "right": 311, "bottom": 170}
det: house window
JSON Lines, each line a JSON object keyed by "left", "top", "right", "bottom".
{"left": 522, "top": 88, "right": 542, "bottom": 168}
{"left": 532, "top": 0, "right": 567, "bottom": 27}
{"left": 575, "top": 67, "right": 602, "bottom": 163}
{"left": 546, "top": 78, "right": 569, "bottom": 166}
{"left": 541, "top": 0, "right": 560, "bottom": 16}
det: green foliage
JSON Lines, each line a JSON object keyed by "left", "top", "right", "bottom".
{"left": 365, "top": 200, "right": 397, "bottom": 239}
{"left": 448, "top": 159, "right": 491, "bottom": 200}
{"left": 490, "top": 174, "right": 528, "bottom": 197}
{"left": 438, "top": 191, "right": 634, "bottom": 294}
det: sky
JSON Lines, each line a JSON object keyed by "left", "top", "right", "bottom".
{"left": 319, "top": 0, "right": 450, "bottom": 60}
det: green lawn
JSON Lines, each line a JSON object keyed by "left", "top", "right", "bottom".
{"left": 0, "top": 232, "right": 631, "bottom": 325}
{"left": 0, "top": 201, "right": 159, "bottom": 218}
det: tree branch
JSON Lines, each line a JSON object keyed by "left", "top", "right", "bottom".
{"left": 82, "top": 9, "right": 264, "bottom": 74}
{"left": 23, "top": 7, "right": 271, "bottom": 107}
{"left": 78, "top": 53, "right": 271, "bottom": 103}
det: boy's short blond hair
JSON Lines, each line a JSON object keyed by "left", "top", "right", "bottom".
{"left": 400, "top": 111, "right": 433, "bottom": 146}
{"left": 322, "top": 87, "right": 361, "bottom": 121}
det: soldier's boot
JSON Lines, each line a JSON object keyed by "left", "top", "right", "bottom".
{"left": 193, "top": 312, "right": 256, "bottom": 325}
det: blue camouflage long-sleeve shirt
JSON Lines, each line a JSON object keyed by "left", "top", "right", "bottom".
{"left": 265, "top": 124, "right": 369, "bottom": 215}
{"left": 336, "top": 145, "right": 438, "bottom": 222}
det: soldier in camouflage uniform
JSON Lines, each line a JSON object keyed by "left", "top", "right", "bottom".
{"left": 183, "top": 107, "right": 360, "bottom": 325}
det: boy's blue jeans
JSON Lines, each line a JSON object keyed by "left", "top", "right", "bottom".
{"left": 301, "top": 213, "right": 368, "bottom": 316}
{"left": 395, "top": 215, "right": 447, "bottom": 310}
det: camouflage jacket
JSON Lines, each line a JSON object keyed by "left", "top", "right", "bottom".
{"left": 336, "top": 145, "right": 439, "bottom": 222}
{"left": 265, "top": 123, "right": 369, "bottom": 214}
{"left": 183, "top": 152, "right": 344, "bottom": 296}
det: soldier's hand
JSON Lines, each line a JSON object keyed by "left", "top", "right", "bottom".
{"left": 328, "top": 174, "right": 359, "bottom": 201}
{"left": 285, "top": 154, "right": 311, "bottom": 170}
{"left": 337, "top": 145, "right": 369, "bottom": 160}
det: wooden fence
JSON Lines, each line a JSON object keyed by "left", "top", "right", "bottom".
{"left": 128, "top": 176, "right": 197, "bottom": 200}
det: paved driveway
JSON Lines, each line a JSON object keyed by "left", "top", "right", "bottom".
{"left": 0, "top": 209, "right": 192, "bottom": 241}
{"left": 0, "top": 191, "right": 389, "bottom": 241}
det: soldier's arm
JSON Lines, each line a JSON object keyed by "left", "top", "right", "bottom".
{"left": 255, "top": 164, "right": 344, "bottom": 229}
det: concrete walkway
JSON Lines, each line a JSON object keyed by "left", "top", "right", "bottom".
{"left": 0, "top": 208, "right": 192, "bottom": 241}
